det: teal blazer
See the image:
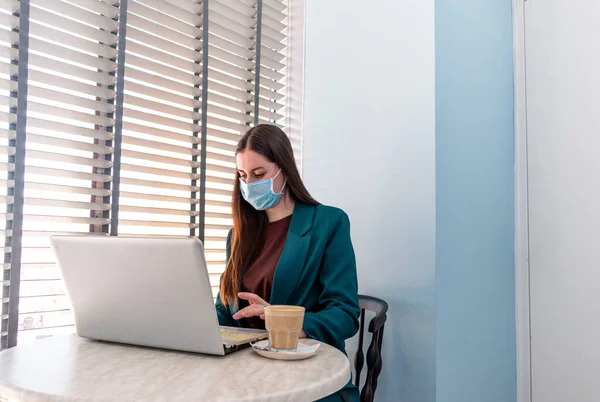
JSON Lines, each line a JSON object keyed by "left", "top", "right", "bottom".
{"left": 215, "top": 203, "right": 360, "bottom": 354}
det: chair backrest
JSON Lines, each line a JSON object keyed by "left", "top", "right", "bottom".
{"left": 354, "top": 294, "right": 388, "bottom": 402}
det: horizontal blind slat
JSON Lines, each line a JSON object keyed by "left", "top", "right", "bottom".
{"left": 28, "top": 86, "right": 115, "bottom": 115}
{"left": 216, "top": 0, "right": 256, "bottom": 17}
{"left": 27, "top": 117, "right": 113, "bottom": 142}
{"left": 262, "top": 3, "right": 285, "bottom": 21}
{"left": 163, "top": 0, "right": 202, "bottom": 14}
{"left": 0, "top": 44, "right": 17, "bottom": 61}
{"left": 259, "top": 77, "right": 284, "bottom": 91}
{"left": 125, "top": 81, "right": 198, "bottom": 109}
{"left": 25, "top": 198, "right": 110, "bottom": 212}
{"left": 206, "top": 80, "right": 253, "bottom": 102}
{"left": 260, "top": 66, "right": 284, "bottom": 82}
{"left": 260, "top": 23, "right": 285, "bottom": 43}
{"left": 124, "top": 67, "right": 199, "bottom": 96}
{"left": 132, "top": 0, "right": 201, "bottom": 26}
{"left": 207, "top": 20, "right": 252, "bottom": 48}
{"left": 120, "top": 149, "right": 199, "bottom": 168}
{"left": 118, "top": 220, "right": 198, "bottom": 229}
{"left": 127, "top": 13, "right": 201, "bottom": 50}
{"left": 125, "top": 94, "right": 201, "bottom": 122}
{"left": 28, "top": 23, "right": 117, "bottom": 59}
{"left": 208, "top": 92, "right": 252, "bottom": 114}
{"left": 258, "top": 97, "right": 285, "bottom": 111}
{"left": 208, "top": 104, "right": 252, "bottom": 125}
{"left": 260, "top": 88, "right": 285, "bottom": 101}
{"left": 208, "top": 57, "right": 254, "bottom": 82}
{"left": 209, "top": 33, "right": 253, "bottom": 59}
{"left": 30, "top": 0, "right": 118, "bottom": 32}
{"left": 126, "top": 41, "right": 200, "bottom": 73}
{"left": 121, "top": 177, "right": 199, "bottom": 192}
{"left": 263, "top": 0, "right": 286, "bottom": 13}
{"left": 120, "top": 163, "right": 200, "bottom": 180}
{"left": 125, "top": 54, "right": 200, "bottom": 86}
{"left": 124, "top": 108, "right": 199, "bottom": 133}
{"left": 258, "top": 108, "right": 284, "bottom": 122}
{"left": 22, "top": 215, "right": 110, "bottom": 225}
{"left": 27, "top": 101, "right": 113, "bottom": 127}
{"left": 119, "top": 191, "right": 199, "bottom": 204}
{"left": 209, "top": 10, "right": 255, "bottom": 39}
{"left": 29, "top": 38, "right": 117, "bottom": 72}
{"left": 260, "top": 54, "right": 285, "bottom": 71}
{"left": 128, "top": 1, "right": 201, "bottom": 38}
{"left": 28, "top": 70, "right": 115, "bottom": 101}
{"left": 26, "top": 149, "right": 112, "bottom": 169}
{"left": 24, "top": 182, "right": 110, "bottom": 198}
{"left": 120, "top": 205, "right": 199, "bottom": 217}
{"left": 29, "top": 7, "right": 117, "bottom": 45}
{"left": 75, "top": 0, "right": 120, "bottom": 19}
{"left": 122, "top": 136, "right": 200, "bottom": 156}
{"left": 0, "top": 12, "right": 18, "bottom": 30}
{"left": 24, "top": 166, "right": 111, "bottom": 183}
{"left": 127, "top": 25, "right": 201, "bottom": 62}
{"left": 210, "top": 1, "right": 255, "bottom": 27}
{"left": 123, "top": 121, "right": 198, "bottom": 144}
{"left": 206, "top": 114, "right": 248, "bottom": 133}
{"left": 260, "top": 45, "right": 285, "bottom": 63}
{"left": 260, "top": 33, "right": 285, "bottom": 52}
{"left": 261, "top": 13, "right": 286, "bottom": 33}
{"left": 207, "top": 68, "right": 253, "bottom": 90}
{"left": 209, "top": 45, "right": 254, "bottom": 70}
{"left": 28, "top": 53, "right": 116, "bottom": 86}
{"left": 26, "top": 133, "right": 113, "bottom": 155}
{"left": 0, "top": 25, "right": 17, "bottom": 45}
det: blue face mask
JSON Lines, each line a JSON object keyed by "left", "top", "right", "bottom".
{"left": 239, "top": 169, "right": 286, "bottom": 210}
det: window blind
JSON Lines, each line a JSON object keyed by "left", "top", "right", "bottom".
{"left": 255, "top": 1, "right": 298, "bottom": 170}
{"left": 117, "top": 0, "right": 202, "bottom": 238}
{"left": 203, "top": 0, "right": 257, "bottom": 297}
{"left": 17, "top": 0, "right": 119, "bottom": 344}
{"left": 0, "top": 0, "right": 20, "bottom": 349}
{"left": 0, "top": 0, "right": 296, "bottom": 348}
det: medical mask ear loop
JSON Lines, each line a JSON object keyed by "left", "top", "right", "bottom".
{"left": 271, "top": 169, "right": 286, "bottom": 195}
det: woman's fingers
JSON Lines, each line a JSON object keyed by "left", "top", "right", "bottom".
{"left": 233, "top": 292, "right": 269, "bottom": 320}
{"left": 238, "top": 292, "right": 268, "bottom": 305}
{"left": 232, "top": 303, "right": 265, "bottom": 320}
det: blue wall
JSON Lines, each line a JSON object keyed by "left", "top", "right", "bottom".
{"left": 435, "top": 1, "right": 517, "bottom": 402}
{"left": 302, "top": 1, "right": 437, "bottom": 401}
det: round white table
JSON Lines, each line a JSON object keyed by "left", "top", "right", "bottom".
{"left": 0, "top": 334, "right": 351, "bottom": 401}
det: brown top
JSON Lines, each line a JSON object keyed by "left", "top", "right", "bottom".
{"left": 240, "top": 215, "right": 292, "bottom": 329}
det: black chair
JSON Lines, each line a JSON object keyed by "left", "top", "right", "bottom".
{"left": 354, "top": 294, "right": 388, "bottom": 402}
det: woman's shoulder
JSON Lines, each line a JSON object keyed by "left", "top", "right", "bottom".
{"left": 304, "top": 203, "right": 351, "bottom": 227}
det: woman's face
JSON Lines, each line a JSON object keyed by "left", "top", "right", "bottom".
{"left": 236, "top": 150, "right": 286, "bottom": 192}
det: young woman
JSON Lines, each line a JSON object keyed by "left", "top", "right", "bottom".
{"left": 215, "top": 124, "right": 360, "bottom": 401}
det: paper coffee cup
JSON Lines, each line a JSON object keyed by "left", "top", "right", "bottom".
{"left": 264, "top": 305, "right": 305, "bottom": 350}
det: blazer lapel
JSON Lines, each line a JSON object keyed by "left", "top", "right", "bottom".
{"left": 269, "top": 203, "right": 315, "bottom": 305}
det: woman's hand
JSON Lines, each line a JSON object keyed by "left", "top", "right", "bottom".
{"left": 233, "top": 293, "right": 308, "bottom": 338}
{"left": 232, "top": 292, "right": 270, "bottom": 320}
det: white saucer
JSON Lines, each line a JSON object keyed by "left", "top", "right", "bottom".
{"left": 251, "top": 339, "right": 320, "bottom": 361}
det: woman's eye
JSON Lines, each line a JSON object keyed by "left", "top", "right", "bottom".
{"left": 254, "top": 173, "right": 265, "bottom": 179}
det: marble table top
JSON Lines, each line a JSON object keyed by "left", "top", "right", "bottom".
{"left": 0, "top": 334, "right": 351, "bottom": 401}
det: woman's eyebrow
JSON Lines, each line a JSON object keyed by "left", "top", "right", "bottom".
{"left": 237, "top": 167, "right": 264, "bottom": 174}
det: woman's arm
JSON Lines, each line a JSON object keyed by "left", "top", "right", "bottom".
{"left": 215, "top": 229, "right": 236, "bottom": 327}
{"left": 302, "top": 211, "right": 360, "bottom": 346}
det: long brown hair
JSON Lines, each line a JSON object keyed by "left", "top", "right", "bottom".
{"left": 220, "top": 124, "right": 318, "bottom": 306}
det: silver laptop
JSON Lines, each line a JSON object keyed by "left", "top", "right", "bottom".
{"left": 49, "top": 235, "right": 267, "bottom": 355}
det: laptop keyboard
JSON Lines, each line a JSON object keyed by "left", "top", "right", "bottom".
{"left": 219, "top": 329, "right": 263, "bottom": 344}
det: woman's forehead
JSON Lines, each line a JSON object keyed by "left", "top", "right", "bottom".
{"left": 236, "top": 150, "right": 273, "bottom": 171}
